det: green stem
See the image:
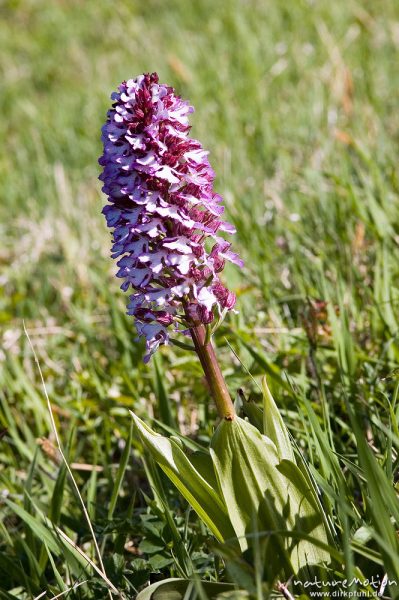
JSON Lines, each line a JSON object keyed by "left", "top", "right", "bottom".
{"left": 189, "top": 322, "right": 235, "bottom": 421}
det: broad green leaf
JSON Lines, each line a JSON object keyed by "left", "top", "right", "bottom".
{"left": 210, "top": 417, "right": 329, "bottom": 572}
{"left": 251, "top": 379, "right": 332, "bottom": 549}
{"left": 211, "top": 417, "right": 289, "bottom": 561}
{"left": 149, "top": 554, "right": 174, "bottom": 570}
{"left": 276, "top": 459, "right": 330, "bottom": 566}
{"left": 190, "top": 451, "right": 220, "bottom": 493}
{"left": 152, "top": 418, "right": 205, "bottom": 452}
{"left": 139, "top": 538, "right": 165, "bottom": 554}
{"left": 131, "top": 411, "right": 236, "bottom": 544}
{"left": 136, "top": 578, "right": 234, "bottom": 600}
{"left": 262, "top": 376, "right": 295, "bottom": 462}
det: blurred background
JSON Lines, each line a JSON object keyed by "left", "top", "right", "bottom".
{"left": 2, "top": 0, "right": 399, "bottom": 596}
{"left": 2, "top": 0, "right": 399, "bottom": 385}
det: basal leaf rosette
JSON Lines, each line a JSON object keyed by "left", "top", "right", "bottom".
{"left": 131, "top": 377, "right": 331, "bottom": 576}
{"left": 99, "top": 73, "right": 243, "bottom": 361}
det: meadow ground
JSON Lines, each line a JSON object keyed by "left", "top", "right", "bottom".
{"left": 1, "top": 0, "right": 399, "bottom": 598}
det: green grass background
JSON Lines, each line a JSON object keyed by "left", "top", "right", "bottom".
{"left": 2, "top": 0, "right": 399, "bottom": 598}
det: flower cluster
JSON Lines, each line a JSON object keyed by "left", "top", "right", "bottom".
{"left": 99, "top": 73, "right": 243, "bottom": 361}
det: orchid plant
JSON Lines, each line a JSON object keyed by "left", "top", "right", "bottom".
{"left": 99, "top": 73, "right": 331, "bottom": 598}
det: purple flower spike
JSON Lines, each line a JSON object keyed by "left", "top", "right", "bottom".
{"left": 99, "top": 73, "right": 243, "bottom": 361}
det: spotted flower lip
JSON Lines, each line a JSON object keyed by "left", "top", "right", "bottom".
{"left": 99, "top": 72, "right": 243, "bottom": 361}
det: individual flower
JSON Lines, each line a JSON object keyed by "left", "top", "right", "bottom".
{"left": 99, "top": 72, "right": 243, "bottom": 361}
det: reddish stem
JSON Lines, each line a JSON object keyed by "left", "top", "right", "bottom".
{"left": 189, "top": 322, "right": 235, "bottom": 421}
